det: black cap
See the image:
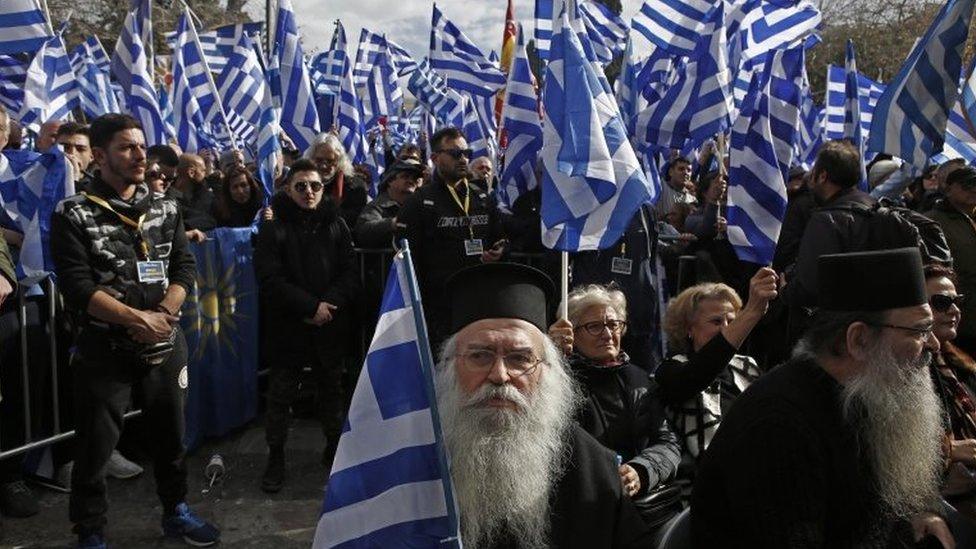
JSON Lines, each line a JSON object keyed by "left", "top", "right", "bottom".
{"left": 445, "top": 263, "right": 555, "bottom": 333}
{"left": 817, "top": 248, "right": 926, "bottom": 312}
{"left": 380, "top": 158, "right": 425, "bottom": 186}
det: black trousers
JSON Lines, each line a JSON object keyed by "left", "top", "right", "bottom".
{"left": 68, "top": 329, "right": 188, "bottom": 535}
{"left": 265, "top": 347, "right": 346, "bottom": 449}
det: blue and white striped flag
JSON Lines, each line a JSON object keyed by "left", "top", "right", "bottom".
{"left": 313, "top": 245, "right": 462, "bottom": 549}
{"left": 72, "top": 37, "right": 120, "bottom": 119}
{"left": 354, "top": 28, "right": 418, "bottom": 87}
{"left": 541, "top": 0, "right": 653, "bottom": 251}
{"left": 407, "top": 59, "right": 464, "bottom": 128}
{"left": 70, "top": 36, "right": 111, "bottom": 76}
{"left": 430, "top": 5, "right": 506, "bottom": 96}
{"left": 498, "top": 24, "right": 542, "bottom": 211}
{"left": 732, "top": 1, "right": 821, "bottom": 68}
{"left": 634, "top": 2, "right": 732, "bottom": 151}
{"left": 363, "top": 35, "right": 403, "bottom": 128}
{"left": 0, "top": 148, "right": 73, "bottom": 283}
{"left": 272, "top": 0, "right": 320, "bottom": 152}
{"left": 630, "top": 0, "right": 715, "bottom": 58}
{"left": 824, "top": 64, "right": 885, "bottom": 141}
{"left": 933, "top": 100, "right": 976, "bottom": 165}
{"left": 462, "top": 96, "right": 491, "bottom": 162}
{"left": 215, "top": 31, "right": 265, "bottom": 132}
{"left": 20, "top": 34, "right": 78, "bottom": 133}
{"left": 868, "top": 0, "right": 975, "bottom": 169}
{"left": 0, "top": 55, "right": 27, "bottom": 115}
{"left": 579, "top": 1, "right": 628, "bottom": 64}
{"left": 726, "top": 47, "right": 797, "bottom": 266}
{"left": 112, "top": 0, "right": 167, "bottom": 146}
{"left": 164, "top": 22, "right": 263, "bottom": 74}
{"left": 0, "top": 0, "right": 52, "bottom": 55}
{"left": 534, "top": 0, "right": 555, "bottom": 61}
{"left": 842, "top": 41, "right": 868, "bottom": 189}
{"left": 337, "top": 27, "right": 368, "bottom": 164}
{"left": 172, "top": 12, "right": 218, "bottom": 152}
{"left": 795, "top": 69, "right": 823, "bottom": 170}
{"left": 253, "top": 38, "right": 280, "bottom": 201}
{"left": 309, "top": 23, "right": 347, "bottom": 98}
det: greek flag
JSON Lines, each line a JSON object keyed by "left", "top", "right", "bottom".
{"left": 313, "top": 245, "right": 461, "bottom": 549}
{"left": 635, "top": 2, "right": 732, "bottom": 151}
{"left": 163, "top": 22, "right": 263, "bottom": 74}
{"left": 733, "top": 1, "right": 821, "bottom": 67}
{"left": 354, "top": 28, "right": 418, "bottom": 87}
{"left": 20, "top": 34, "right": 78, "bottom": 133}
{"left": 630, "top": 0, "right": 715, "bottom": 58}
{"left": 462, "top": 96, "right": 491, "bottom": 162}
{"left": 842, "top": 41, "right": 868, "bottom": 189}
{"left": 499, "top": 24, "right": 542, "bottom": 211}
{"left": 541, "top": 0, "right": 653, "bottom": 251}
{"left": 0, "top": 0, "right": 51, "bottom": 55}
{"left": 824, "top": 64, "right": 884, "bottom": 141}
{"left": 795, "top": 70, "right": 823, "bottom": 170}
{"left": 337, "top": 28, "right": 368, "bottom": 164}
{"left": 726, "top": 47, "right": 798, "bottom": 266}
{"left": 172, "top": 12, "right": 217, "bottom": 152}
{"left": 579, "top": 1, "right": 628, "bottom": 64}
{"left": 534, "top": 0, "right": 555, "bottom": 61}
{"left": 255, "top": 66, "right": 280, "bottom": 203}
{"left": 215, "top": 31, "right": 265, "bottom": 133}
{"left": 0, "top": 55, "right": 27, "bottom": 114}
{"left": 363, "top": 35, "right": 403, "bottom": 127}
{"left": 430, "top": 5, "right": 506, "bottom": 96}
{"left": 72, "top": 37, "right": 120, "bottom": 119}
{"left": 272, "top": 0, "right": 320, "bottom": 153}
{"left": 933, "top": 100, "right": 976, "bottom": 165}
{"left": 407, "top": 59, "right": 464, "bottom": 127}
{"left": 70, "top": 36, "right": 110, "bottom": 76}
{"left": 112, "top": 0, "right": 167, "bottom": 146}
{"left": 309, "top": 23, "right": 347, "bottom": 97}
{"left": 868, "top": 0, "right": 975, "bottom": 169}
{"left": 0, "top": 148, "right": 73, "bottom": 283}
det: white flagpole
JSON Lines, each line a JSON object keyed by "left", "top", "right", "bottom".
{"left": 559, "top": 251, "right": 568, "bottom": 319}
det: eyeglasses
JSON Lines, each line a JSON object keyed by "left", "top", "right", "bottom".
{"left": 436, "top": 148, "right": 473, "bottom": 160}
{"left": 146, "top": 171, "right": 175, "bottom": 183}
{"left": 866, "top": 322, "right": 935, "bottom": 339}
{"left": 930, "top": 294, "right": 966, "bottom": 312}
{"left": 456, "top": 349, "right": 542, "bottom": 377}
{"left": 293, "top": 180, "right": 324, "bottom": 193}
{"left": 575, "top": 320, "right": 628, "bottom": 336}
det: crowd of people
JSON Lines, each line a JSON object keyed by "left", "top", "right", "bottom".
{"left": 0, "top": 100, "right": 975, "bottom": 548}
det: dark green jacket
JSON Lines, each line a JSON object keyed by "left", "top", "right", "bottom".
{"left": 0, "top": 232, "right": 13, "bottom": 288}
{"left": 925, "top": 200, "right": 976, "bottom": 342}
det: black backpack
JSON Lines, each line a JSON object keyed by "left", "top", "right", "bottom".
{"left": 830, "top": 198, "right": 952, "bottom": 266}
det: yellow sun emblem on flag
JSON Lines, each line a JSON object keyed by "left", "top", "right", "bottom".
{"left": 182, "top": 246, "right": 244, "bottom": 363}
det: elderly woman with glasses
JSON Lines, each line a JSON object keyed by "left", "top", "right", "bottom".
{"left": 924, "top": 264, "right": 976, "bottom": 520}
{"left": 549, "top": 285, "right": 682, "bottom": 537}
{"left": 656, "top": 268, "right": 778, "bottom": 496}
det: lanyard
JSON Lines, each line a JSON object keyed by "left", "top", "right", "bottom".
{"left": 446, "top": 180, "right": 474, "bottom": 238}
{"left": 82, "top": 192, "right": 151, "bottom": 260}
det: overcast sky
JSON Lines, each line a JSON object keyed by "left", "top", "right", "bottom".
{"left": 243, "top": 0, "right": 644, "bottom": 59}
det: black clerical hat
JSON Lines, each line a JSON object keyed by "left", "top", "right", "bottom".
{"left": 817, "top": 248, "right": 926, "bottom": 312}
{"left": 446, "top": 263, "right": 555, "bottom": 333}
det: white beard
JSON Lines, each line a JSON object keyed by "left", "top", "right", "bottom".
{"left": 841, "top": 343, "right": 943, "bottom": 519}
{"left": 435, "top": 336, "right": 580, "bottom": 549}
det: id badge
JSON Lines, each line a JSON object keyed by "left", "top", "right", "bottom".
{"left": 610, "top": 257, "right": 633, "bottom": 275}
{"left": 137, "top": 260, "right": 167, "bottom": 283}
{"left": 464, "top": 239, "right": 484, "bottom": 256}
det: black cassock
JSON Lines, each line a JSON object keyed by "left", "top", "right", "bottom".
{"left": 486, "top": 425, "right": 653, "bottom": 549}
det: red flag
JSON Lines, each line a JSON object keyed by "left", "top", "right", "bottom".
{"left": 494, "top": 0, "right": 517, "bottom": 124}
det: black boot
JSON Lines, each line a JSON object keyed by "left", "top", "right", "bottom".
{"left": 261, "top": 446, "right": 285, "bottom": 494}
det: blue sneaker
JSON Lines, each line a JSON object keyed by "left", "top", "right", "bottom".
{"left": 161, "top": 503, "right": 220, "bottom": 547}
{"left": 76, "top": 532, "right": 107, "bottom": 549}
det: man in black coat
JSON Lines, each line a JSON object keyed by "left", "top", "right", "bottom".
{"left": 254, "top": 159, "right": 359, "bottom": 493}
{"left": 692, "top": 248, "right": 954, "bottom": 548}
{"left": 353, "top": 158, "right": 424, "bottom": 248}
{"left": 435, "top": 263, "right": 651, "bottom": 548}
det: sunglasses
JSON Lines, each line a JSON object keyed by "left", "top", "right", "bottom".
{"left": 930, "top": 293, "right": 966, "bottom": 312}
{"left": 293, "top": 180, "right": 324, "bottom": 193}
{"left": 436, "top": 148, "right": 473, "bottom": 160}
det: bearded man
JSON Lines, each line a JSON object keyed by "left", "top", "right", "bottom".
{"left": 434, "top": 263, "right": 651, "bottom": 549}
{"left": 691, "top": 248, "right": 954, "bottom": 548}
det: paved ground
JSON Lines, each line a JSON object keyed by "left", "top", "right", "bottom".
{"left": 1, "top": 419, "right": 328, "bottom": 548}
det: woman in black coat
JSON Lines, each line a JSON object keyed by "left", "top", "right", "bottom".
{"left": 549, "top": 284, "right": 681, "bottom": 540}
{"left": 253, "top": 159, "right": 359, "bottom": 492}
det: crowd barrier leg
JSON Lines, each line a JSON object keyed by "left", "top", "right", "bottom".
{"left": 18, "top": 288, "right": 32, "bottom": 444}
{"left": 47, "top": 277, "right": 59, "bottom": 434}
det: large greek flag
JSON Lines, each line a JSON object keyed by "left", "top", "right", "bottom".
{"left": 163, "top": 22, "right": 263, "bottom": 74}
{"left": 429, "top": 5, "right": 505, "bottom": 96}
{"left": 0, "top": 0, "right": 51, "bottom": 55}
{"left": 363, "top": 35, "right": 403, "bottom": 127}
{"left": 868, "top": 0, "right": 975, "bottom": 169}
{"left": 272, "top": 0, "right": 320, "bottom": 152}
{"left": 354, "top": 28, "right": 417, "bottom": 87}
{"left": 578, "top": 1, "right": 628, "bottom": 64}
{"left": 407, "top": 59, "right": 464, "bottom": 128}
{"left": 541, "top": 0, "right": 653, "bottom": 251}
{"left": 824, "top": 64, "right": 885, "bottom": 141}
{"left": 72, "top": 37, "right": 121, "bottom": 119}
{"left": 111, "top": 0, "right": 167, "bottom": 146}
{"left": 337, "top": 26, "right": 368, "bottom": 164}
{"left": 499, "top": 24, "right": 542, "bottom": 211}
{"left": 309, "top": 23, "right": 347, "bottom": 98}
{"left": 630, "top": 0, "right": 715, "bottom": 58}
{"left": 313, "top": 245, "right": 461, "bottom": 549}
{"left": 20, "top": 34, "right": 78, "bottom": 133}
{"left": 172, "top": 12, "right": 217, "bottom": 152}
{"left": 842, "top": 41, "right": 868, "bottom": 189}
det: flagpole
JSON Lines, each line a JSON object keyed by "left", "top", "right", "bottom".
{"left": 559, "top": 251, "right": 568, "bottom": 320}
{"left": 38, "top": 0, "right": 55, "bottom": 35}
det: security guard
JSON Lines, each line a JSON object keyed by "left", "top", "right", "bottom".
{"left": 50, "top": 114, "right": 219, "bottom": 548}
{"left": 396, "top": 127, "right": 506, "bottom": 352}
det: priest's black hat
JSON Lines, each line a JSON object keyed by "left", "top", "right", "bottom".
{"left": 817, "top": 247, "right": 926, "bottom": 312}
{"left": 445, "top": 262, "right": 555, "bottom": 333}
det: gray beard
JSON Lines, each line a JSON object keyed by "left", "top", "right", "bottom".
{"left": 435, "top": 337, "right": 580, "bottom": 549}
{"left": 840, "top": 343, "right": 943, "bottom": 519}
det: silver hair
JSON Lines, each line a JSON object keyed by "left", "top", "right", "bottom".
{"left": 563, "top": 284, "right": 628, "bottom": 327}
{"left": 435, "top": 332, "right": 581, "bottom": 549}
{"left": 304, "top": 132, "right": 354, "bottom": 177}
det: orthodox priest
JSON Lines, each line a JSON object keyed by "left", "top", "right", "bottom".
{"left": 435, "top": 263, "right": 651, "bottom": 549}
